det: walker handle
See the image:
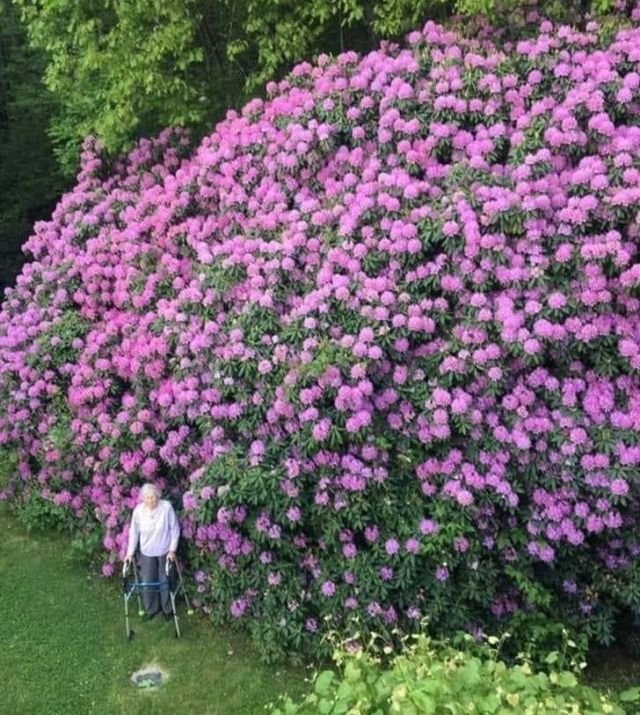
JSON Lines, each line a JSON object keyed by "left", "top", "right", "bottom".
{"left": 166, "top": 557, "right": 180, "bottom": 577}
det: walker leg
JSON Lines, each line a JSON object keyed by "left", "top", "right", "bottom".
{"left": 124, "top": 594, "right": 133, "bottom": 640}
{"left": 133, "top": 562, "right": 144, "bottom": 616}
{"left": 170, "top": 591, "right": 181, "bottom": 638}
{"left": 174, "top": 562, "right": 194, "bottom": 613}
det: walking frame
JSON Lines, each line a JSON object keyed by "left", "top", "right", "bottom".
{"left": 122, "top": 558, "right": 193, "bottom": 639}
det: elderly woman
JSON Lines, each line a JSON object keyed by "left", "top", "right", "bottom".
{"left": 124, "top": 483, "right": 180, "bottom": 619}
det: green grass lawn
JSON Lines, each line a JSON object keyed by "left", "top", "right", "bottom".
{"left": 0, "top": 507, "right": 306, "bottom": 715}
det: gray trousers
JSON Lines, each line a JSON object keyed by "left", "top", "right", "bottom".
{"left": 139, "top": 553, "right": 171, "bottom": 615}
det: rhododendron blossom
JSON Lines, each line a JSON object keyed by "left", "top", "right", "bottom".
{"left": 4, "top": 10, "right": 640, "bottom": 658}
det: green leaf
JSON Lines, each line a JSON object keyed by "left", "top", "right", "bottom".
{"left": 409, "top": 690, "right": 436, "bottom": 712}
{"left": 555, "top": 672, "right": 577, "bottom": 688}
{"left": 314, "top": 670, "right": 335, "bottom": 696}
{"left": 478, "top": 693, "right": 500, "bottom": 713}
{"left": 619, "top": 686, "right": 640, "bottom": 702}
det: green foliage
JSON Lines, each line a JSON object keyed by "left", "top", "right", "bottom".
{"left": 30, "top": 309, "right": 91, "bottom": 370}
{"left": 16, "top": 0, "right": 202, "bottom": 170}
{"left": 66, "top": 528, "right": 103, "bottom": 566}
{"left": 503, "top": 616, "right": 590, "bottom": 674}
{"left": 14, "top": 491, "right": 76, "bottom": 533}
{"left": 0, "top": 448, "right": 17, "bottom": 491}
{"left": 0, "top": 0, "right": 66, "bottom": 290}
{"left": 14, "top": 0, "right": 212, "bottom": 172}
{"left": 270, "top": 633, "right": 628, "bottom": 714}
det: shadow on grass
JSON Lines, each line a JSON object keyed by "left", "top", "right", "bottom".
{"left": 586, "top": 645, "right": 640, "bottom": 695}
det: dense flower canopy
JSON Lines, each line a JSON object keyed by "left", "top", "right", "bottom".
{"left": 4, "top": 9, "right": 640, "bottom": 657}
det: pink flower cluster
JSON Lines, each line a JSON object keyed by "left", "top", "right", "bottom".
{"left": 4, "top": 10, "right": 640, "bottom": 656}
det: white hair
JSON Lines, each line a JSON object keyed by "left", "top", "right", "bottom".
{"left": 140, "top": 483, "right": 161, "bottom": 499}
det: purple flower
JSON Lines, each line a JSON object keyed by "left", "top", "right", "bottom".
{"left": 405, "top": 538, "right": 420, "bottom": 554}
{"left": 342, "top": 543, "right": 357, "bottom": 559}
{"left": 385, "top": 539, "right": 400, "bottom": 556}
{"left": 230, "top": 598, "right": 248, "bottom": 618}
{"left": 286, "top": 506, "right": 302, "bottom": 522}
{"left": 364, "top": 526, "right": 379, "bottom": 543}
{"left": 419, "top": 519, "right": 439, "bottom": 536}
{"left": 321, "top": 580, "right": 336, "bottom": 597}
{"left": 367, "top": 601, "right": 382, "bottom": 617}
{"left": 610, "top": 479, "right": 629, "bottom": 497}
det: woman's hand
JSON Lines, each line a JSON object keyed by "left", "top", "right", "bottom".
{"left": 167, "top": 551, "right": 176, "bottom": 562}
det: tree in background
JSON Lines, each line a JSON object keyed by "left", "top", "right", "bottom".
{"left": 0, "top": 0, "right": 66, "bottom": 293}
{"left": 13, "top": 0, "right": 212, "bottom": 174}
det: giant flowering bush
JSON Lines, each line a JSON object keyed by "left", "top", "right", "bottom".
{"left": 4, "top": 8, "right": 640, "bottom": 659}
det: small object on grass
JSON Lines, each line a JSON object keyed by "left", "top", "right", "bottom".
{"left": 138, "top": 609, "right": 145, "bottom": 617}
{"left": 130, "top": 666, "right": 168, "bottom": 690}
{"left": 187, "top": 609, "right": 194, "bottom": 616}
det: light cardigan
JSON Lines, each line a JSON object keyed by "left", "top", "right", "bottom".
{"left": 126, "top": 499, "right": 180, "bottom": 558}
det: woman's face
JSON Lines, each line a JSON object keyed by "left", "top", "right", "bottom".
{"left": 143, "top": 492, "right": 159, "bottom": 509}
